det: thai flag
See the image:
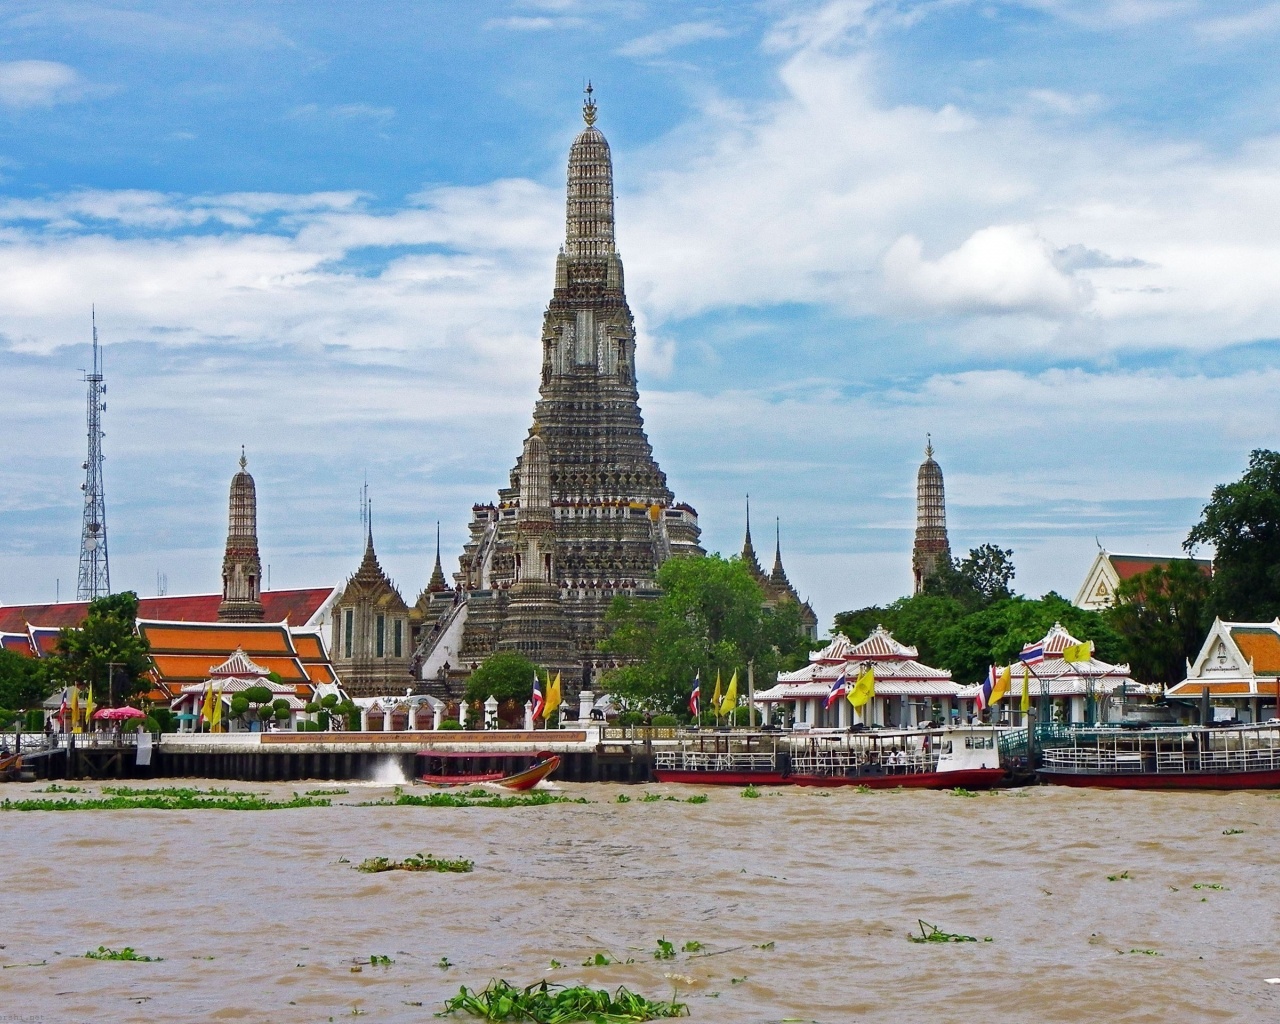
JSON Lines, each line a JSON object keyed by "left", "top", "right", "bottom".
{"left": 530, "top": 671, "right": 545, "bottom": 721}
{"left": 688, "top": 674, "right": 700, "bottom": 717}
{"left": 1019, "top": 642, "right": 1045, "bottom": 665}
{"left": 975, "top": 666, "right": 995, "bottom": 711}
{"left": 824, "top": 670, "right": 848, "bottom": 709}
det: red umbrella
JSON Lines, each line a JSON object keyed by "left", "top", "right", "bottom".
{"left": 92, "top": 706, "right": 146, "bottom": 721}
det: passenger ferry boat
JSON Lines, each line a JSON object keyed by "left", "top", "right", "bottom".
{"left": 1038, "top": 723, "right": 1280, "bottom": 789}
{"left": 789, "top": 726, "right": 1005, "bottom": 789}
{"left": 651, "top": 726, "right": 1006, "bottom": 788}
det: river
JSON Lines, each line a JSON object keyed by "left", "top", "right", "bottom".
{"left": 1, "top": 780, "right": 1277, "bottom": 1022}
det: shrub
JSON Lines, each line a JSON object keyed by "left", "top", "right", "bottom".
{"left": 617, "top": 711, "right": 643, "bottom": 727}
{"left": 651, "top": 713, "right": 679, "bottom": 727}
{"left": 242, "top": 685, "right": 274, "bottom": 706}
{"left": 230, "top": 695, "right": 250, "bottom": 717}
{"left": 149, "top": 707, "right": 175, "bottom": 733}
{"left": 24, "top": 707, "right": 44, "bottom": 731}
{"left": 141, "top": 716, "right": 161, "bottom": 733}
{"left": 438, "top": 719, "right": 463, "bottom": 731}
{"left": 304, "top": 701, "right": 320, "bottom": 715}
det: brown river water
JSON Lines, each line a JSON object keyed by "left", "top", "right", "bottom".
{"left": 1, "top": 779, "right": 1278, "bottom": 1023}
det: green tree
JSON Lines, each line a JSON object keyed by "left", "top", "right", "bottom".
{"left": 0, "top": 648, "right": 51, "bottom": 712}
{"left": 1105, "top": 560, "right": 1212, "bottom": 687}
{"left": 923, "top": 544, "right": 1016, "bottom": 610}
{"left": 599, "top": 555, "right": 785, "bottom": 714}
{"left": 464, "top": 651, "right": 538, "bottom": 706}
{"left": 1186, "top": 449, "right": 1280, "bottom": 620}
{"left": 44, "top": 592, "right": 151, "bottom": 704}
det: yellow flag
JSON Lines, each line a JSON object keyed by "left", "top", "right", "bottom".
{"left": 542, "top": 671, "right": 562, "bottom": 720}
{"left": 990, "top": 665, "right": 1011, "bottom": 704}
{"left": 1062, "top": 641, "right": 1092, "bottom": 663}
{"left": 210, "top": 684, "right": 223, "bottom": 732}
{"left": 1020, "top": 665, "right": 1031, "bottom": 714}
{"left": 84, "top": 683, "right": 96, "bottom": 726}
{"left": 711, "top": 670, "right": 722, "bottom": 712}
{"left": 70, "top": 686, "right": 81, "bottom": 734}
{"left": 201, "top": 685, "right": 215, "bottom": 727}
{"left": 719, "top": 670, "right": 738, "bottom": 716}
{"left": 849, "top": 667, "right": 875, "bottom": 708}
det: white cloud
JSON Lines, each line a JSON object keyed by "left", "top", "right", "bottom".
{"left": 1196, "top": 2, "right": 1280, "bottom": 42}
{"left": 618, "top": 21, "right": 733, "bottom": 58}
{"left": 883, "top": 225, "right": 1092, "bottom": 315}
{"left": 0, "top": 60, "right": 83, "bottom": 108}
{"left": 288, "top": 103, "right": 395, "bottom": 122}
{"left": 483, "top": 15, "right": 586, "bottom": 31}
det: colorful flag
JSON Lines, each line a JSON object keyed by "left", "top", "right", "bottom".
{"left": 1020, "top": 665, "right": 1031, "bottom": 714}
{"left": 990, "top": 664, "right": 1011, "bottom": 704}
{"left": 975, "top": 667, "right": 994, "bottom": 712}
{"left": 824, "top": 670, "right": 849, "bottom": 709}
{"left": 1019, "top": 642, "right": 1045, "bottom": 665}
{"left": 84, "top": 683, "right": 96, "bottom": 726}
{"left": 688, "top": 674, "right": 700, "bottom": 718}
{"left": 849, "top": 666, "right": 875, "bottom": 708}
{"left": 70, "top": 685, "right": 81, "bottom": 733}
{"left": 1062, "top": 640, "right": 1093, "bottom": 663}
{"left": 542, "top": 672, "right": 562, "bottom": 720}
{"left": 201, "top": 684, "right": 215, "bottom": 727}
{"left": 531, "top": 671, "right": 545, "bottom": 721}
{"left": 57, "top": 689, "right": 68, "bottom": 726}
{"left": 719, "top": 670, "right": 738, "bottom": 716}
{"left": 210, "top": 684, "right": 223, "bottom": 732}
{"left": 711, "top": 670, "right": 722, "bottom": 713}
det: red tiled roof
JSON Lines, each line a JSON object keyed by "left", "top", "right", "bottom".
{"left": 1108, "top": 554, "right": 1213, "bottom": 583}
{"left": 0, "top": 588, "right": 334, "bottom": 635}
{"left": 0, "top": 633, "right": 35, "bottom": 656}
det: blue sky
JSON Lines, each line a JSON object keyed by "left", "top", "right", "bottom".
{"left": 2, "top": 0, "right": 1280, "bottom": 630}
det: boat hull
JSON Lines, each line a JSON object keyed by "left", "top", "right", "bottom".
{"left": 790, "top": 767, "right": 1006, "bottom": 790}
{"left": 418, "top": 755, "right": 560, "bottom": 791}
{"left": 652, "top": 769, "right": 787, "bottom": 787}
{"left": 1040, "top": 767, "right": 1280, "bottom": 790}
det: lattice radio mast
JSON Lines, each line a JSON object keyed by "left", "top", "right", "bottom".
{"left": 76, "top": 308, "right": 110, "bottom": 600}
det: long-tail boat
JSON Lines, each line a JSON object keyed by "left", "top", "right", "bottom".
{"left": 414, "top": 750, "right": 560, "bottom": 791}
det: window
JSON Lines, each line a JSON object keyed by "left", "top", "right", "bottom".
{"left": 343, "top": 609, "right": 353, "bottom": 659}
{"left": 394, "top": 619, "right": 402, "bottom": 658}
{"left": 376, "top": 615, "right": 385, "bottom": 658}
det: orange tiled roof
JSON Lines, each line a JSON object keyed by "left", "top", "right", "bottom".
{"left": 1229, "top": 627, "right": 1280, "bottom": 673}
{"left": 303, "top": 662, "right": 338, "bottom": 684}
{"left": 149, "top": 653, "right": 309, "bottom": 684}
{"left": 292, "top": 633, "right": 325, "bottom": 660}
{"left": 140, "top": 622, "right": 295, "bottom": 656}
{"left": 1167, "top": 679, "right": 1268, "bottom": 698}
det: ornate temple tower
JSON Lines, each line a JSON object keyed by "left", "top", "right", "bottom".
{"left": 740, "top": 499, "right": 818, "bottom": 640}
{"left": 332, "top": 510, "right": 414, "bottom": 697}
{"left": 427, "top": 87, "right": 703, "bottom": 692}
{"left": 912, "top": 437, "right": 951, "bottom": 594}
{"left": 218, "top": 450, "right": 265, "bottom": 623}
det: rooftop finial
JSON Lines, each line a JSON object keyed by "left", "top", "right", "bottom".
{"left": 583, "top": 80, "right": 597, "bottom": 127}
{"left": 239, "top": 445, "right": 247, "bottom": 471}
{"left": 925, "top": 433, "right": 933, "bottom": 460}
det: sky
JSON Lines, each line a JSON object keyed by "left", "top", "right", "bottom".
{"left": 2, "top": 0, "right": 1279, "bottom": 632}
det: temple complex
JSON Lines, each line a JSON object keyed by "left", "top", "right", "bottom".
{"left": 740, "top": 499, "right": 818, "bottom": 639}
{"left": 218, "top": 451, "right": 265, "bottom": 623}
{"left": 416, "top": 88, "right": 703, "bottom": 693}
{"left": 911, "top": 438, "right": 950, "bottom": 594}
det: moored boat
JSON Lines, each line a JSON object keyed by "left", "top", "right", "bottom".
{"left": 1038, "top": 723, "right": 1280, "bottom": 789}
{"left": 414, "top": 750, "right": 560, "bottom": 791}
{"left": 788, "top": 725, "right": 1005, "bottom": 789}
{"left": 652, "top": 726, "right": 1006, "bottom": 788}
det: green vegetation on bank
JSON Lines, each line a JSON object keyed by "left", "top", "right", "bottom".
{"left": 1, "top": 787, "right": 330, "bottom": 811}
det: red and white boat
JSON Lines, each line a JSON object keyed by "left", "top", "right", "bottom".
{"left": 414, "top": 750, "right": 560, "bottom": 791}
{"left": 652, "top": 726, "right": 1006, "bottom": 789}
{"left": 1038, "top": 723, "right": 1280, "bottom": 789}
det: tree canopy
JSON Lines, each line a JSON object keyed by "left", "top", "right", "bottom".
{"left": 1186, "top": 448, "right": 1280, "bottom": 621}
{"left": 464, "top": 651, "right": 539, "bottom": 706}
{"left": 1104, "top": 559, "right": 1213, "bottom": 686}
{"left": 45, "top": 592, "right": 152, "bottom": 702}
{"left": 598, "top": 554, "right": 816, "bottom": 714}
{"left": 922, "top": 544, "right": 1016, "bottom": 610}
{"left": 0, "top": 648, "right": 50, "bottom": 712}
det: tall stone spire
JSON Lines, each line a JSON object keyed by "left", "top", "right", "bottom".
{"left": 427, "top": 521, "right": 448, "bottom": 593}
{"left": 741, "top": 495, "right": 763, "bottom": 574}
{"left": 770, "top": 517, "right": 789, "bottom": 585}
{"left": 431, "top": 90, "right": 702, "bottom": 690}
{"left": 912, "top": 435, "right": 951, "bottom": 594}
{"left": 218, "top": 448, "right": 265, "bottom": 622}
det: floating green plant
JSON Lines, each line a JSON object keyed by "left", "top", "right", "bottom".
{"left": 4, "top": 790, "right": 328, "bottom": 812}
{"left": 1222, "top": 828, "right": 1245, "bottom": 835}
{"left": 438, "top": 957, "right": 453, "bottom": 970}
{"left": 395, "top": 791, "right": 587, "bottom": 809}
{"left": 640, "top": 792, "right": 663, "bottom": 802}
{"left": 616, "top": 794, "right": 632, "bottom": 804}
{"left": 907, "top": 921, "right": 989, "bottom": 944}
{"left": 438, "top": 979, "right": 688, "bottom": 1022}
{"left": 742, "top": 785, "right": 760, "bottom": 799}
{"left": 753, "top": 941, "right": 775, "bottom": 951}
{"left": 1192, "top": 883, "right": 1228, "bottom": 891}
{"left": 306, "top": 788, "right": 350, "bottom": 796}
{"left": 356, "top": 853, "right": 474, "bottom": 874}
{"left": 1107, "top": 871, "right": 1132, "bottom": 882}
{"left": 367, "top": 955, "right": 393, "bottom": 967}
{"left": 1117, "top": 948, "right": 1161, "bottom": 956}
{"left": 653, "top": 938, "right": 676, "bottom": 960}
{"left": 950, "top": 788, "right": 978, "bottom": 798}
{"left": 84, "top": 946, "right": 162, "bottom": 962}
{"left": 581, "top": 952, "right": 628, "bottom": 967}
{"left": 856, "top": 785, "right": 872, "bottom": 794}
{"left": 680, "top": 941, "right": 702, "bottom": 953}
{"left": 685, "top": 794, "right": 708, "bottom": 804}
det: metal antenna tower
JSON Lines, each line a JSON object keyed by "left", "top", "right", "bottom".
{"left": 76, "top": 308, "right": 110, "bottom": 600}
